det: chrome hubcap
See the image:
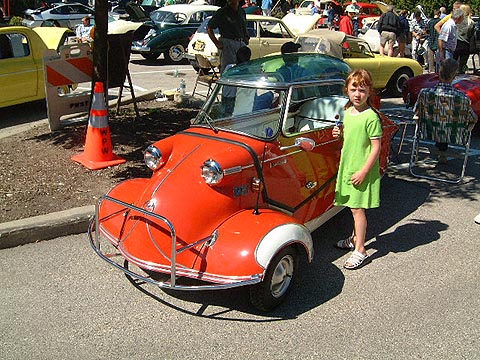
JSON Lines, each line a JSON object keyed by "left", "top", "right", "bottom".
{"left": 270, "top": 255, "right": 294, "bottom": 298}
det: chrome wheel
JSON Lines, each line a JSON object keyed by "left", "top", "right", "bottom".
{"left": 270, "top": 254, "right": 294, "bottom": 298}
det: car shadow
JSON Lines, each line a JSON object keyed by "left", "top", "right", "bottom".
{"left": 130, "top": 58, "right": 189, "bottom": 66}
{"left": 0, "top": 100, "right": 47, "bottom": 129}
{"left": 123, "top": 175, "right": 441, "bottom": 320}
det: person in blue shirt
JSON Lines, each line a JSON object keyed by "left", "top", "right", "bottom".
{"left": 261, "top": 0, "right": 272, "bottom": 16}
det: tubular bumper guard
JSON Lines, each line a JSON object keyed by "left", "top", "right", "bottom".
{"left": 88, "top": 195, "right": 262, "bottom": 291}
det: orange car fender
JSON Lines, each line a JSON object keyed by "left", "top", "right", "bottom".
{"left": 216, "top": 209, "right": 314, "bottom": 272}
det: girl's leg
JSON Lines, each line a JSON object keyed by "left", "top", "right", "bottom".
{"left": 350, "top": 208, "right": 367, "bottom": 255}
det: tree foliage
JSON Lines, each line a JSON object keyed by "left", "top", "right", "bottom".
{"left": 381, "top": 0, "right": 479, "bottom": 17}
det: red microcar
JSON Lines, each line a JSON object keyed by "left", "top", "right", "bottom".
{"left": 89, "top": 53, "right": 398, "bottom": 311}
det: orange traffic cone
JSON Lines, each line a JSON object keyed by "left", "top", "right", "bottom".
{"left": 72, "top": 82, "right": 126, "bottom": 170}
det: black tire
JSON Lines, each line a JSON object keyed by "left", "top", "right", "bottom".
{"left": 387, "top": 68, "right": 413, "bottom": 97}
{"left": 164, "top": 44, "right": 187, "bottom": 64}
{"left": 141, "top": 53, "right": 160, "bottom": 60}
{"left": 249, "top": 246, "right": 298, "bottom": 311}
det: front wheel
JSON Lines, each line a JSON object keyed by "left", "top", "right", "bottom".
{"left": 164, "top": 44, "right": 187, "bottom": 64}
{"left": 387, "top": 68, "right": 413, "bottom": 97}
{"left": 249, "top": 246, "right": 298, "bottom": 311}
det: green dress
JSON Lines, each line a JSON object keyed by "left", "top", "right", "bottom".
{"left": 334, "top": 107, "right": 382, "bottom": 209}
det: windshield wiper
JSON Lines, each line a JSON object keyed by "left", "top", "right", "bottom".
{"left": 198, "top": 109, "right": 218, "bottom": 133}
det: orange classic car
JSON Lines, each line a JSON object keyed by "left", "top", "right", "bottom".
{"left": 89, "top": 53, "right": 398, "bottom": 311}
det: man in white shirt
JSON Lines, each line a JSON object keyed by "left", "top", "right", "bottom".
{"left": 437, "top": 8, "right": 464, "bottom": 62}
{"left": 76, "top": 16, "right": 94, "bottom": 43}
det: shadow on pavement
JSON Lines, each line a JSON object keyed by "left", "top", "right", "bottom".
{"left": 122, "top": 175, "right": 438, "bottom": 319}
{"left": 0, "top": 100, "right": 47, "bottom": 129}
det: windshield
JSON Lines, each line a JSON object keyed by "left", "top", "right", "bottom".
{"left": 150, "top": 10, "right": 186, "bottom": 24}
{"left": 193, "top": 85, "right": 284, "bottom": 139}
{"left": 192, "top": 80, "right": 345, "bottom": 139}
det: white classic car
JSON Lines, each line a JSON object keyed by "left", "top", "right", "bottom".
{"left": 184, "top": 13, "right": 319, "bottom": 70}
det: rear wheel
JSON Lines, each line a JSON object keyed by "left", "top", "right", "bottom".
{"left": 164, "top": 44, "right": 187, "bottom": 64}
{"left": 387, "top": 68, "right": 413, "bottom": 97}
{"left": 249, "top": 246, "right": 298, "bottom": 311}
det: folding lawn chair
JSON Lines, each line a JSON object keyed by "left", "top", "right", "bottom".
{"left": 192, "top": 54, "right": 219, "bottom": 98}
{"left": 409, "top": 110, "right": 473, "bottom": 184}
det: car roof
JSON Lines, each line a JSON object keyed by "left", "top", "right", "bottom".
{"left": 156, "top": 4, "right": 219, "bottom": 13}
{"left": 219, "top": 53, "right": 350, "bottom": 88}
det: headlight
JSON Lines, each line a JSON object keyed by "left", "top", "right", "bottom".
{"left": 201, "top": 159, "right": 223, "bottom": 184}
{"left": 144, "top": 145, "right": 162, "bottom": 170}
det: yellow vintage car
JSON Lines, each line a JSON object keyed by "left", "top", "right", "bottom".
{"left": 0, "top": 26, "right": 74, "bottom": 109}
{"left": 295, "top": 29, "right": 424, "bottom": 96}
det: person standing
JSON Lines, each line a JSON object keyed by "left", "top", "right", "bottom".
{"left": 339, "top": 5, "right": 357, "bottom": 37}
{"left": 454, "top": 4, "right": 474, "bottom": 74}
{"left": 413, "top": 58, "right": 477, "bottom": 163}
{"left": 332, "top": 69, "right": 382, "bottom": 270}
{"left": 439, "top": 6, "right": 447, "bottom": 19}
{"left": 326, "top": 3, "right": 335, "bottom": 30}
{"left": 378, "top": 4, "right": 400, "bottom": 57}
{"left": 435, "top": 1, "right": 462, "bottom": 34}
{"left": 261, "top": 0, "right": 272, "bottom": 16}
{"left": 207, "top": 0, "right": 250, "bottom": 73}
{"left": 396, "top": 9, "right": 410, "bottom": 58}
{"left": 438, "top": 8, "right": 464, "bottom": 63}
{"left": 426, "top": 9, "right": 441, "bottom": 72}
{"left": 410, "top": 9, "right": 427, "bottom": 62}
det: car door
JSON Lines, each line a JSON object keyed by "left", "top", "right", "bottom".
{"left": 261, "top": 88, "right": 345, "bottom": 223}
{"left": 0, "top": 32, "right": 39, "bottom": 106}
{"left": 249, "top": 19, "right": 293, "bottom": 58}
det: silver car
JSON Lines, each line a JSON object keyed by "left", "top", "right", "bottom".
{"left": 23, "top": 3, "right": 95, "bottom": 29}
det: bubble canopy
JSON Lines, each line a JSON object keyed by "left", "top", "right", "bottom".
{"left": 218, "top": 53, "right": 351, "bottom": 89}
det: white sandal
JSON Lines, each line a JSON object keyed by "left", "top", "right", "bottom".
{"left": 344, "top": 250, "right": 370, "bottom": 270}
{"left": 335, "top": 235, "right": 355, "bottom": 250}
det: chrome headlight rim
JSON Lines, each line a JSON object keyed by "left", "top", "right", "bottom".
{"left": 144, "top": 145, "right": 162, "bottom": 170}
{"left": 201, "top": 159, "right": 224, "bottom": 185}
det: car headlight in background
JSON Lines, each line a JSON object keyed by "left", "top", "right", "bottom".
{"left": 144, "top": 145, "right": 163, "bottom": 170}
{"left": 201, "top": 159, "right": 223, "bottom": 184}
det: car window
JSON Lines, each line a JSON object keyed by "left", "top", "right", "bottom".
{"left": 296, "top": 36, "right": 319, "bottom": 52}
{"left": 246, "top": 21, "right": 257, "bottom": 38}
{"left": 189, "top": 11, "right": 215, "bottom": 24}
{"left": 0, "top": 33, "right": 30, "bottom": 59}
{"left": 259, "top": 20, "right": 290, "bottom": 38}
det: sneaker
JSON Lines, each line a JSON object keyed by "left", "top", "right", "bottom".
{"left": 475, "top": 213, "right": 480, "bottom": 224}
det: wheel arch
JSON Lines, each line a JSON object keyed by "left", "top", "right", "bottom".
{"left": 255, "top": 222, "right": 313, "bottom": 270}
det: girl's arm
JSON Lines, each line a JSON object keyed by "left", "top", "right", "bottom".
{"left": 351, "top": 138, "right": 381, "bottom": 186}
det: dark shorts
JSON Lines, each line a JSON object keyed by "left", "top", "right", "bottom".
{"left": 397, "top": 33, "right": 407, "bottom": 44}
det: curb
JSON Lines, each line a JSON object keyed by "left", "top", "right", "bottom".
{"left": 0, "top": 206, "right": 95, "bottom": 249}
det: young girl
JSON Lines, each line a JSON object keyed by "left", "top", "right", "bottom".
{"left": 332, "top": 69, "right": 382, "bottom": 270}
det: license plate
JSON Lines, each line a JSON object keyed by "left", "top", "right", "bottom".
{"left": 193, "top": 41, "right": 205, "bottom": 51}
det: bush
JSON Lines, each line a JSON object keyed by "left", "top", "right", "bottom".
{"left": 9, "top": 16, "right": 24, "bottom": 26}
